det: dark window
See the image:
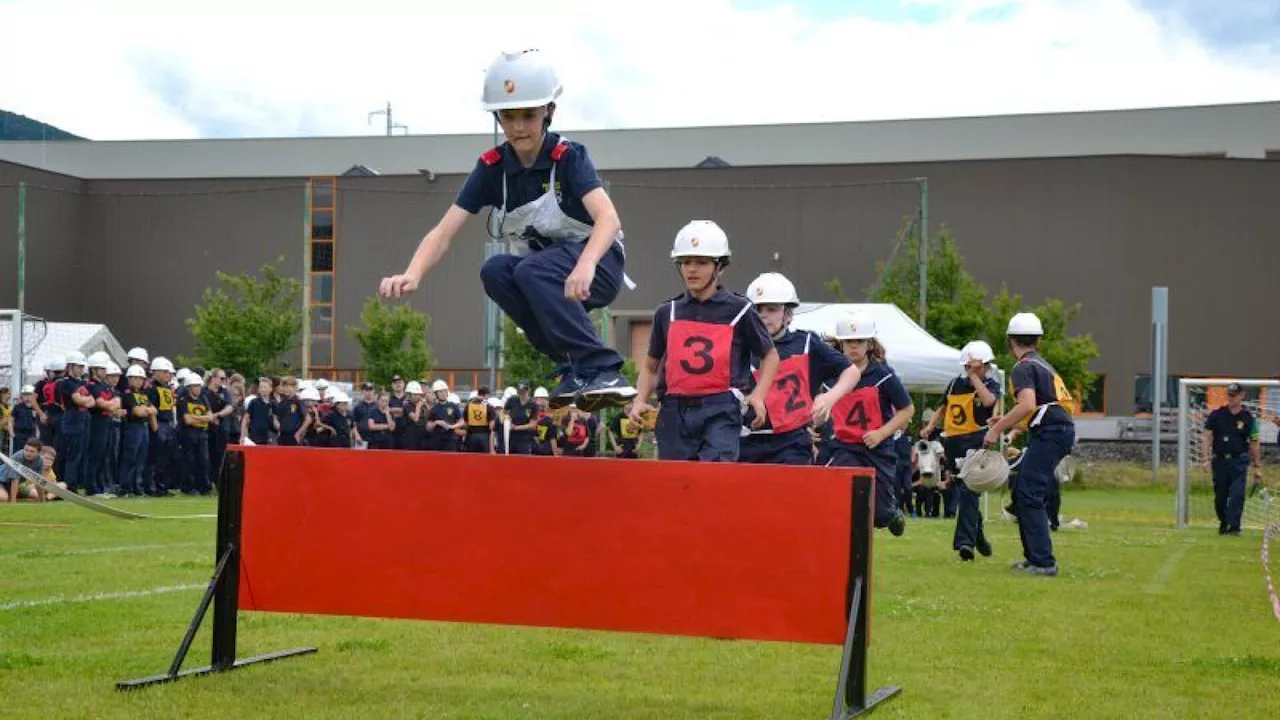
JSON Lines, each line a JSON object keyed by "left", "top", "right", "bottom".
{"left": 311, "top": 242, "right": 334, "bottom": 272}
{"left": 1134, "top": 374, "right": 1181, "bottom": 413}
{"left": 311, "top": 209, "right": 334, "bottom": 240}
{"left": 1267, "top": 150, "right": 1280, "bottom": 160}
{"left": 1079, "top": 375, "right": 1106, "bottom": 414}
{"left": 311, "top": 273, "right": 333, "bottom": 303}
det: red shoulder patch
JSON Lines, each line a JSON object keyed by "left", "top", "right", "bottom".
{"left": 549, "top": 141, "right": 571, "bottom": 162}
{"left": 480, "top": 147, "right": 503, "bottom": 166}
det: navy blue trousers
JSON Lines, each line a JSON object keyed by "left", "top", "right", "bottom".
{"left": 118, "top": 423, "right": 149, "bottom": 495}
{"left": 739, "top": 428, "right": 814, "bottom": 466}
{"left": 655, "top": 394, "right": 741, "bottom": 462}
{"left": 480, "top": 241, "right": 626, "bottom": 374}
{"left": 1016, "top": 424, "right": 1075, "bottom": 568}
{"left": 1212, "top": 455, "right": 1248, "bottom": 531}
{"left": 944, "top": 433, "right": 987, "bottom": 551}
{"left": 829, "top": 443, "right": 899, "bottom": 528}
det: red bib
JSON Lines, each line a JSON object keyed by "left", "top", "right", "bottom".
{"left": 757, "top": 351, "right": 812, "bottom": 434}
{"left": 832, "top": 386, "right": 884, "bottom": 445}
{"left": 566, "top": 422, "right": 587, "bottom": 445}
{"left": 666, "top": 319, "right": 734, "bottom": 396}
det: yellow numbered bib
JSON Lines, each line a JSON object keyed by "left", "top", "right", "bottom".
{"left": 156, "top": 388, "right": 175, "bottom": 411}
{"left": 943, "top": 392, "right": 981, "bottom": 436}
{"left": 620, "top": 418, "right": 641, "bottom": 440}
{"left": 466, "top": 402, "right": 488, "bottom": 427}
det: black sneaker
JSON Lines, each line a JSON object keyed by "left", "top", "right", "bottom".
{"left": 1015, "top": 564, "right": 1059, "bottom": 577}
{"left": 976, "top": 538, "right": 993, "bottom": 557}
{"left": 578, "top": 370, "right": 638, "bottom": 401}
{"left": 958, "top": 546, "right": 975, "bottom": 561}
{"left": 888, "top": 511, "right": 907, "bottom": 537}
{"left": 549, "top": 373, "right": 587, "bottom": 409}
{"left": 1218, "top": 523, "right": 1228, "bottom": 535}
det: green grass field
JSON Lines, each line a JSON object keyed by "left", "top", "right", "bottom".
{"left": 1, "top": 474, "right": 1278, "bottom": 719}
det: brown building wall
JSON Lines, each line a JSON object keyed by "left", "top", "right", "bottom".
{"left": 0, "top": 163, "right": 85, "bottom": 318}
{"left": 2, "top": 154, "right": 1276, "bottom": 415}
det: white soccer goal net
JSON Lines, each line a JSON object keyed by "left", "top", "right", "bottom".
{"left": 1176, "top": 378, "right": 1280, "bottom": 530}
{"left": 0, "top": 309, "right": 49, "bottom": 391}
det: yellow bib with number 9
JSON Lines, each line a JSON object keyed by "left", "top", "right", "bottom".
{"left": 943, "top": 391, "right": 981, "bottom": 436}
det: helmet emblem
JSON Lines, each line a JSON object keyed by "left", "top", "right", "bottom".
{"left": 503, "top": 79, "right": 516, "bottom": 95}
{"left": 690, "top": 237, "right": 700, "bottom": 247}
{"left": 755, "top": 286, "right": 764, "bottom": 296}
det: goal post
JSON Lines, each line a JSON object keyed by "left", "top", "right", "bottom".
{"left": 1176, "top": 378, "right": 1280, "bottom": 529}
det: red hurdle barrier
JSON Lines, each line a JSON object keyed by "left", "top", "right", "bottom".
{"left": 118, "top": 448, "right": 900, "bottom": 718}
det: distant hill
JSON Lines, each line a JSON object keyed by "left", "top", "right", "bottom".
{"left": 0, "top": 110, "right": 84, "bottom": 141}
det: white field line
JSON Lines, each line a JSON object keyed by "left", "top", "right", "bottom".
{"left": 0, "top": 583, "right": 205, "bottom": 611}
{"left": 1144, "top": 544, "right": 1191, "bottom": 594}
{"left": 0, "top": 541, "right": 208, "bottom": 560}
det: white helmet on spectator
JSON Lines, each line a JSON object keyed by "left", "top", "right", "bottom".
{"left": 502, "top": 386, "right": 517, "bottom": 401}
{"left": 184, "top": 373, "right": 204, "bottom": 387}
{"left": 315, "top": 378, "right": 329, "bottom": 389}
{"left": 406, "top": 381, "right": 423, "bottom": 395}
{"left": 151, "top": 357, "right": 175, "bottom": 373}
{"left": 958, "top": 449, "right": 1010, "bottom": 493}
{"left": 960, "top": 340, "right": 995, "bottom": 366}
{"left": 746, "top": 272, "right": 800, "bottom": 306}
{"left": 671, "top": 220, "right": 731, "bottom": 265}
{"left": 330, "top": 391, "right": 351, "bottom": 404}
{"left": 482, "top": 49, "right": 563, "bottom": 112}
{"left": 64, "top": 351, "right": 87, "bottom": 366}
{"left": 486, "top": 396, "right": 502, "bottom": 408}
{"left": 299, "top": 387, "right": 320, "bottom": 401}
{"left": 45, "top": 356, "right": 64, "bottom": 372}
{"left": 447, "top": 393, "right": 461, "bottom": 404}
{"left": 533, "top": 387, "right": 549, "bottom": 399}
{"left": 126, "top": 365, "right": 147, "bottom": 379}
{"left": 833, "top": 311, "right": 876, "bottom": 340}
{"left": 431, "top": 380, "right": 449, "bottom": 393}
{"left": 21, "top": 384, "right": 35, "bottom": 394}
{"left": 105, "top": 362, "right": 122, "bottom": 376}
{"left": 127, "top": 347, "right": 149, "bottom": 363}
{"left": 86, "top": 351, "right": 111, "bottom": 369}
{"left": 1007, "top": 312, "right": 1044, "bottom": 336}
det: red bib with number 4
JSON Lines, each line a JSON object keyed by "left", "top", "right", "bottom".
{"left": 758, "top": 352, "right": 811, "bottom": 434}
{"left": 832, "top": 386, "right": 883, "bottom": 445}
{"left": 667, "top": 320, "right": 733, "bottom": 396}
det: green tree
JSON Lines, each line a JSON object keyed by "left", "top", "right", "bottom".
{"left": 348, "top": 297, "right": 434, "bottom": 388}
{"left": 500, "top": 316, "right": 559, "bottom": 389}
{"left": 181, "top": 258, "right": 302, "bottom": 378}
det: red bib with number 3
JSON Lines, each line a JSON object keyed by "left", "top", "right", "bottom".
{"left": 832, "top": 386, "right": 884, "bottom": 445}
{"left": 666, "top": 319, "right": 733, "bottom": 396}
{"left": 758, "top": 354, "right": 811, "bottom": 433}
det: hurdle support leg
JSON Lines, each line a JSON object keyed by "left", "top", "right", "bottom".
{"left": 117, "top": 451, "right": 316, "bottom": 690}
{"left": 826, "top": 473, "right": 901, "bottom": 719}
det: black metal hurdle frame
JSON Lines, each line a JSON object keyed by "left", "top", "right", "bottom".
{"left": 118, "top": 451, "right": 900, "bottom": 718}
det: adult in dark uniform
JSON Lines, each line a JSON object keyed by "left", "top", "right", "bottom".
{"left": 204, "top": 369, "right": 234, "bottom": 481}
{"left": 242, "top": 378, "right": 276, "bottom": 445}
{"left": 826, "top": 312, "right": 913, "bottom": 536}
{"left": 1200, "top": 383, "right": 1263, "bottom": 535}
{"left": 463, "top": 388, "right": 497, "bottom": 454}
{"left": 740, "top": 272, "right": 861, "bottom": 465}
{"left": 273, "top": 379, "right": 308, "bottom": 447}
{"left": 379, "top": 50, "right": 636, "bottom": 410}
{"left": 923, "top": 340, "right": 1003, "bottom": 561}
{"left": 177, "top": 375, "right": 213, "bottom": 495}
{"left": 146, "top": 357, "right": 178, "bottom": 496}
{"left": 629, "top": 221, "right": 778, "bottom": 461}
{"left": 56, "top": 352, "right": 96, "bottom": 494}
{"left": 504, "top": 382, "right": 538, "bottom": 455}
{"left": 984, "top": 313, "right": 1076, "bottom": 576}
{"left": 364, "top": 392, "right": 394, "bottom": 450}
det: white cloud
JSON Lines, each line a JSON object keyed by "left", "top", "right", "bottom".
{"left": 1, "top": 0, "right": 1278, "bottom": 140}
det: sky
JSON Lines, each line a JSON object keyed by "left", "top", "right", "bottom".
{"left": 1, "top": 0, "right": 1277, "bottom": 140}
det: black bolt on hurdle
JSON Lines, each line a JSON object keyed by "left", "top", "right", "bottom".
{"left": 827, "top": 472, "right": 902, "bottom": 719}
{"left": 117, "top": 451, "right": 316, "bottom": 690}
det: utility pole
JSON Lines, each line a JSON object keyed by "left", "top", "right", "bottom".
{"left": 367, "top": 102, "right": 408, "bottom": 136}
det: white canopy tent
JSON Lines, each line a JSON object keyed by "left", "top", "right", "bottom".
{"left": 788, "top": 303, "right": 963, "bottom": 393}
{"left": 0, "top": 314, "right": 128, "bottom": 390}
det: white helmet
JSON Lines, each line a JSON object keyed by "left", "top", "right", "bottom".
{"left": 431, "top": 380, "right": 449, "bottom": 393}
{"left": 671, "top": 220, "right": 731, "bottom": 264}
{"left": 406, "top": 381, "right": 423, "bottom": 395}
{"left": 533, "top": 386, "right": 549, "bottom": 399}
{"left": 486, "top": 396, "right": 502, "bottom": 408}
{"left": 64, "top": 351, "right": 87, "bottom": 366}
{"left": 482, "top": 49, "right": 562, "bottom": 112}
{"left": 21, "top": 384, "right": 35, "bottom": 394}
{"left": 299, "top": 387, "right": 320, "bottom": 401}
{"left": 45, "top": 356, "right": 64, "bottom": 372}
{"left": 330, "top": 391, "right": 351, "bottom": 404}
{"left": 447, "top": 393, "right": 461, "bottom": 404}
{"left": 315, "top": 378, "right": 329, "bottom": 389}
{"left": 127, "top": 347, "right": 149, "bottom": 363}
{"left": 960, "top": 340, "right": 995, "bottom": 366}
{"left": 151, "top": 357, "right": 175, "bottom": 373}
{"left": 958, "top": 449, "right": 1010, "bottom": 493}
{"left": 747, "top": 272, "right": 800, "bottom": 306}
{"left": 184, "top": 373, "right": 204, "bottom": 387}
{"left": 105, "top": 362, "right": 122, "bottom": 376}
{"left": 125, "top": 365, "right": 147, "bottom": 379}
{"left": 86, "top": 351, "right": 111, "bottom": 369}
{"left": 298, "top": 379, "right": 313, "bottom": 391}
{"left": 833, "top": 311, "right": 876, "bottom": 341}
{"left": 502, "top": 386, "right": 517, "bottom": 401}
{"left": 1007, "top": 312, "right": 1044, "bottom": 336}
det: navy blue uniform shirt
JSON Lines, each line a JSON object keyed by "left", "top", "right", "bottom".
{"left": 274, "top": 397, "right": 306, "bottom": 435}
{"left": 12, "top": 402, "right": 38, "bottom": 436}
{"left": 647, "top": 288, "right": 774, "bottom": 398}
{"left": 749, "top": 329, "right": 851, "bottom": 397}
{"left": 57, "top": 376, "right": 90, "bottom": 415}
{"left": 177, "top": 391, "right": 211, "bottom": 432}
{"left": 1010, "top": 352, "right": 1072, "bottom": 429}
{"left": 943, "top": 374, "right": 1003, "bottom": 428}
{"left": 246, "top": 396, "right": 275, "bottom": 433}
{"left": 1203, "top": 406, "right": 1257, "bottom": 457}
{"left": 148, "top": 384, "right": 177, "bottom": 423}
{"left": 455, "top": 132, "right": 602, "bottom": 228}
{"left": 325, "top": 410, "right": 352, "bottom": 448}
{"left": 122, "top": 389, "right": 151, "bottom": 425}
{"left": 504, "top": 397, "right": 535, "bottom": 438}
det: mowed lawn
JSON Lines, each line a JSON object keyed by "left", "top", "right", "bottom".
{"left": 1, "top": 480, "right": 1277, "bottom": 719}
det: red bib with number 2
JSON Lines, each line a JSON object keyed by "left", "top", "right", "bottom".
{"left": 759, "top": 353, "right": 811, "bottom": 433}
{"left": 832, "top": 386, "right": 884, "bottom": 445}
{"left": 666, "top": 320, "right": 733, "bottom": 396}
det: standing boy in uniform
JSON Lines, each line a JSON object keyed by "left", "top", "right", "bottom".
{"left": 56, "top": 352, "right": 96, "bottom": 494}
{"left": 923, "top": 340, "right": 1002, "bottom": 561}
{"left": 379, "top": 49, "right": 635, "bottom": 410}
{"left": 463, "top": 387, "right": 497, "bottom": 454}
{"left": 1201, "top": 383, "right": 1263, "bottom": 535}
{"left": 985, "top": 313, "right": 1076, "bottom": 576}
{"left": 629, "top": 221, "right": 777, "bottom": 461}
{"left": 118, "top": 365, "right": 154, "bottom": 497}
{"left": 146, "top": 357, "right": 178, "bottom": 496}
{"left": 504, "top": 382, "right": 538, "bottom": 455}
{"left": 177, "top": 375, "right": 213, "bottom": 494}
